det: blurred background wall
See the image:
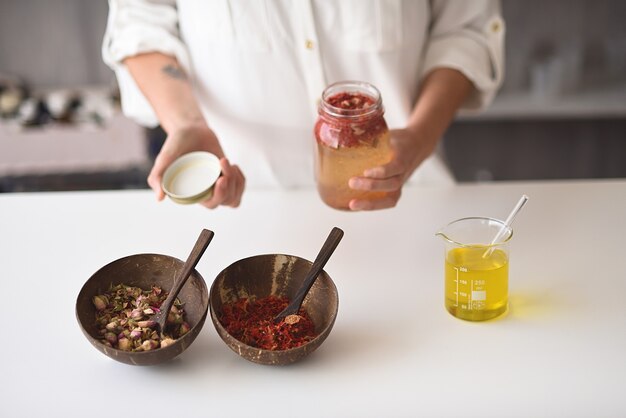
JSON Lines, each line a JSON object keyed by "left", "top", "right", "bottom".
{"left": 444, "top": 0, "right": 626, "bottom": 181}
{"left": 0, "top": 0, "right": 112, "bottom": 88}
{"left": 0, "top": 0, "right": 151, "bottom": 191}
{"left": 0, "top": 0, "right": 625, "bottom": 191}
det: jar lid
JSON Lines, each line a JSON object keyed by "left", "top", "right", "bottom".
{"left": 162, "top": 151, "right": 221, "bottom": 204}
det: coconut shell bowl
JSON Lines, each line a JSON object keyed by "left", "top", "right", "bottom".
{"left": 76, "top": 253, "right": 209, "bottom": 366}
{"left": 209, "top": 253, "right": 339, "bottom": 365}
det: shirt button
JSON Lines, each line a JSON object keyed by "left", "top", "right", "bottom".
{"left": 491, "top": 20, "right": 501, "bottom": 33}
{"left": 305, "top": 39, "right": 315, "bottom": 50}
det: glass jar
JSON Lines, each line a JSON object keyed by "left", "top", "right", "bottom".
{"left": 314, "top": 81, "right": 392, "bottom": 210}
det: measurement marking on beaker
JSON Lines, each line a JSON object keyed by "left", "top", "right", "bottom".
{"left": 454, "top": 266, "right": 468, "bottom": 308}
{"left": 455, "top": 267, "right": 459, "bottom": 307}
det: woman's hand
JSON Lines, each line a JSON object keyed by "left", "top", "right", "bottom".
{"left": 347, "top": 126, "right": 436, "bottom": 211}
{"left": 347, "top": 68, "right": 473, "bottom": 211}
{"left": 147, "top": 124, "right": 245, "bottom": 208}
{"left": 124, "top": 53, "right": 245, "bottom": 209}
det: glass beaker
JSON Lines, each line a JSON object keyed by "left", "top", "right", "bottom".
{"left": 436, "top": 217, "right": 513, "bottom": 321}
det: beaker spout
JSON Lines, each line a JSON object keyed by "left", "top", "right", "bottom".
{"left": 435, "top": 231, "right": 451, "bottom": 243}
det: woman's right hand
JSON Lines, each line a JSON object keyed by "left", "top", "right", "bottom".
{"left": 147, "top": 124, "right": 246, "bottom": 208}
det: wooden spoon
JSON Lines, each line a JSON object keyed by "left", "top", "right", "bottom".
{"left": 274, "top": 227, "right": 344, "bottom": 323}
{"left": 152, "top": 228, "right": 214, "bottom": 336}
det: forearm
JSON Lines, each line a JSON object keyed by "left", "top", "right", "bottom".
{"left": 124, "top": 52, "right": 206, "bottom": 135}
{"left": 406, "top": 68, "right": 473, "bottom": 156}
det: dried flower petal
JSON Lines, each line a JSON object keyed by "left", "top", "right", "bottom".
{"left": 93, "top": 295, "right": 108, "bottom": 311}
{"left": 118, "top": 337, "right": 131, "bottom": 351}
{"left": 141, "top": 340, "right": 158, "bottom": 351}
{"left": 220, "top": 296, "right": 316, "bottom": 351}
{"left": 137, "top": 320, "right": 156, "bottom": 328}
{"left": 284, "top": 315, "right": 301, "bottom": 325}
{"left": 160, "top": 338, "right": 176, "bottom": 348}
{"left": 104, "top": 332, "right": 117, "bottom": 345}
{"left": 179, "top": 322, "right": 191, "bottom": 336}
{"left": 93, "top": 284, "right": 187, "bottom": 352}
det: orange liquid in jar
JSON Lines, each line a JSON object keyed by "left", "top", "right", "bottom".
{"left": 316, "top": 131, "right": 392, "bottom": 210}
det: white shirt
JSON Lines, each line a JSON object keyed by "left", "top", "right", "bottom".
{"left": 103, "top": 0, "right": 504, "bottom": 189}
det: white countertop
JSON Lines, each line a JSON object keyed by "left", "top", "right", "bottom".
{"left": 1, "top": 180, "right": 625, "bottom": 418}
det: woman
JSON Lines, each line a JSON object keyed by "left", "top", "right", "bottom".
{"left": 103, "top": 0, "right": 504, "bottom": 210}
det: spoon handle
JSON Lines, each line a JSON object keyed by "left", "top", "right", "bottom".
{"left": 158, "top": 229, "right": 214, "bottom": 328}
{"left": 275, "top": 227, "right": 343, "bottom": 320}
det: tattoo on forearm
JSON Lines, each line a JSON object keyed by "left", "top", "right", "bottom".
{"left": 162, "top": 64, "right": 188, "bottom": 80}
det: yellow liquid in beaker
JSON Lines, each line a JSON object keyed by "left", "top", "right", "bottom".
{"left": 445, "top": 247, "right": 508, "bottom": 321}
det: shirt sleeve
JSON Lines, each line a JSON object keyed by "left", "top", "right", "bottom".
{"left": 420, "top": 0, "right": 505, "bottom": 111}
{"left": 102, "top": 0, "right": 192, "bottom": 127}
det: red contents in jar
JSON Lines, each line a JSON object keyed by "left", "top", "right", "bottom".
{"left": 327, "top": 92, "right": 375, "bottom": 111}
{"left": 219, "top": 295, "right": 317, "bottom": 350}
{"left": 317, "top": 92, "right": 387, "bottom": 148}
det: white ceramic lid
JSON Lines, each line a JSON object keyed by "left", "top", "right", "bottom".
{"left": 161, "top": 151, "right": 221, "bottom": 202}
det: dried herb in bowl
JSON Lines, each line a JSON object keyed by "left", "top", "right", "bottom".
{"left": 219, "top": 295, "right": 317, "bottom": 351}
{"left": 93, "top": 284, "right": 190, "bottom": 351}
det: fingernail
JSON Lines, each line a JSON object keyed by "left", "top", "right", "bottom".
{"left": 364, "top": 167, "right": 381, "bottom": 177}
{"left": 349, "top": 200, "right": 363, "bottom": 211}
{"left": 348, "top": 178, "right": 360, "bottom": 189}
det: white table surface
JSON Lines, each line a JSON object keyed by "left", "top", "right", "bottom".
{"left": 1, "top": 180, "right": 625, "bottom": 418}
